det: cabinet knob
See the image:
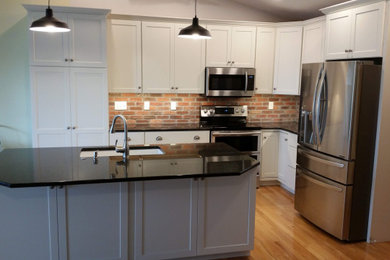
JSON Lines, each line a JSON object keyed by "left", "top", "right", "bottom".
{"left": 65, "top": 58, "right": 69, "bottom": 62}
{"left": 285, "top": 138, "right": 288, "bottom": 141}
{"left": 175, "top": 87, "right": 178, "bottom": 90}
{"left": 255, "top": 88, "right": 258, "bottom": 91}
{"left": 273, "top": 88, "right": 276, "bottom": 90}
{"left": 72, "top": 126, "right": 76, "bottom": 130}
{"left": 156, "top": 136, "right": 163, "bottom": 141}
{"left": 67, "top": 126, "right": 71, "bottom": 130}
{"left": 138, "top": 86, "right": 142, "bottom": 90}
{"left": 194, "top": 135, "right": 200, "bottom": 141}
{"left": 349, "top": 49, "right": 353, "bottom": 53}
{"left": 231, "top": 61, "right": 235, "bottom": 65}
{"left": 263, "top": 136, "right": 267, "bottom": 139}
{"left": 345, "top": 50, "right": 349, "bottom": 53}
{"left": 171, "top": 86, "right": 174, "bottom": 90}
{"left": 70, "top": 59, "right": 74, "bottom": 62}
{"left": 227, "top": 61, "right": 231, "bottom": 64}
{"left": 127, "top": 137, "right": 132, "bottom": 142}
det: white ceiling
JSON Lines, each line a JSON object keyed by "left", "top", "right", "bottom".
{"left": 231, "top": 0, "right": 349, "bottom": 21}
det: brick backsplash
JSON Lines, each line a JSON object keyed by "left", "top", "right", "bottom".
{"left": 109, "top": 93, "right": 300, "bottom": 125}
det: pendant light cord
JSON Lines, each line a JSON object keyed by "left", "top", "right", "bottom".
{"left": 195, "top": 0, "right": 197, "bottom": 17}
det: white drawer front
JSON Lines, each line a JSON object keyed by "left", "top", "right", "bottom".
{"left": 145, "top": 131, "right": 210, "bottom": 145}
{"left": 110, "top": 132, "right": 144, "bottom": 146}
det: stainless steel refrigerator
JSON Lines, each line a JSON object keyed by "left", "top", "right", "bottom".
{"left": 295, "top": 60, "right": 382, "bottom": 241}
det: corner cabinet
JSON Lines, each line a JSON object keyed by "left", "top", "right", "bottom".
{"left": 206, "top": 25, "right": 256, "bottom": 68}
{"left": 260, "top": 130, "right": 279, "bottom": 181}
{"left": 324, "top": 1, "right": 385, "bottom": 60}
{"left": 28, "top": 9, "right": 108, "bottom": 67}
{"left": 142, "top": 22, "right": 205, "bottom": 94}
{"left": 302, "top": 20, "right": 325, "bottom": 64}
{"left": 273, "top": 26, "right": 303, "bottom": 95}
{"left": 254, "top": 27, "right": 276, "bottom": 94}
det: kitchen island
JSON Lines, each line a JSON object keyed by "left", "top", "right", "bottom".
{"left": 0, "top": 143, "right": 258, "bottom": 260}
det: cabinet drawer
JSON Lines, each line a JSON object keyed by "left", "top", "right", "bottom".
{"left": 145, "top": 131, "right": 210, "bottom": 145}
{"left": 110, "top": 132, "right": 144, "bottom": 146}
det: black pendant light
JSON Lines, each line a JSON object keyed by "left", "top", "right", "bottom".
{"left": 29, "top": 0, "right": 70, "bottom": 33}
{"left": 178, "top": 0, "right": 211, "bottom": 39}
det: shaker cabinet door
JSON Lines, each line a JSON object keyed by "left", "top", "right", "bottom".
{"left": 67, "top": 14, "right": 107, "bottom": 67}
{"left": 255, "top": 27, "right": 275, "bottom": 94}
{"left": 206, "top": 25, "right": 231, "bottom": 67}
{"left": 325, "top": 10, "right": 352, "bottom": 60}
{"left": 230, "top": 26, "right": 256, "bottom": 68}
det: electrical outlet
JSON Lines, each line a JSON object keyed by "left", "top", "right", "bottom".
{"left": 144, "top": 101, "right": 150, "bottom": 110}
{"left": 114, "top": 101, "right": 127, "bottom": 110}
{"left": 268, "top": 101, "right": 274, "bottom": 110}
{"left": 170, "top": 101, "right": 177, "bottom": 111}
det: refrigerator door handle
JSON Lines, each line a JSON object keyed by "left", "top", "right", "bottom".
{"left": 312, "top": 66, "right": 323, "bottom": 145}
{"left": 315, "top": 68, "right": 326, "bottom": 145}
{"left": 300, "top": 172, "right": 343, "bottom": 192}
{"left": 298, "top": 149, "right": 345, "bottom": 168}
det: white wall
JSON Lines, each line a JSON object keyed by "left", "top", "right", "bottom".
{"left": 69, "top": 0, "right": 283, "bottom": 22}
{"left": 368, "top": 0, "right": 390, "bottom": 243}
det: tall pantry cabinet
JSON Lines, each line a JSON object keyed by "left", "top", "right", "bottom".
{"left": 25, "top": 5, "right": 110, "bottom": 147}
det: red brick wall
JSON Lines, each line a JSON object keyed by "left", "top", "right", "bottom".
{"left": 109, "top": 93, "right": 300, "bottom": 125}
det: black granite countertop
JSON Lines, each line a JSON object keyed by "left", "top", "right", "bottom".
{"left": 112, "top": 122, "right": 299, "bottom": 134}
{"left": 0, "top": 143, "right": 259, "bottom": 188}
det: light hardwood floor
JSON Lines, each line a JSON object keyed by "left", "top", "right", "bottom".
{"left": 228, "top": 186, "right": 390, "bottom": 260}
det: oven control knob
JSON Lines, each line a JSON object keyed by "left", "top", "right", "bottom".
{"left": 241, "top": 108, "right": 246, "bottom": 113}
{"left": 235, "top": 108, "right": 239, "bottom": 113}
{"left": 209, "top": 110, "right": 215, "bottom": 116}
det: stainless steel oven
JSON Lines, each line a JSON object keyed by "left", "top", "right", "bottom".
{"left": 205, "top": 67, "right": 255, "bottom": 97}
{"left": 211, "top": 130, "right": 261, "bottom": 187}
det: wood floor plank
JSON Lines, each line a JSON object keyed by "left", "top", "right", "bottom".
{"left": 224, "top": 186, "right": 390, "bottom": 260}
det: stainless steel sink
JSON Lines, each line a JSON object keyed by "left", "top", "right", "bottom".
{"left": 80, "top": 146, "right": 164, "bottom": 158}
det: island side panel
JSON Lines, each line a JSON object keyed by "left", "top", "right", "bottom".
{"left": 0, "top": 186, "right": 59, "bottom": 260}
{"left": 197, "top": 168, "right": 257, "bottom": 256}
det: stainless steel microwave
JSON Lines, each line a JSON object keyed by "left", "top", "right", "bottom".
{"left": 205, "top": 67, "right": 255, "bottom": 97}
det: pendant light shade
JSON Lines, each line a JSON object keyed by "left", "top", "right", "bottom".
{"left": 29, "top": 0, "right": 70, "bottom": 33}
{"left": 178, "top": 0, "right": 211, "bottom": 39}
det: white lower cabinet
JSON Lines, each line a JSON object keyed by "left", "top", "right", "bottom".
{"left": 57, "top": 183, "right": 128, "bottom": 260}
{"left": 0, "top": 183, "right": 127, "bottom": 260}
{"left": 131, "top": 168, "right": 257, "bottom": 260}
{"left": 110, "top": 131, "right": 145, "bottom": 146}
{"left": 260, "top": 130, "right": 279, "bottom": 181}
{"left": 278, "top": 131, "right": 298, "bottom": 193}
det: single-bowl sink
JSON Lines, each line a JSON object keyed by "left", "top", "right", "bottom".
{"left": 80, "top": 146, "right": 164, "bottom": 158}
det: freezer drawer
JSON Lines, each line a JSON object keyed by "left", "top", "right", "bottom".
{"left": 297, "top": 145, "right": 354, "bottom": 185}
{"left": 295, "top": 166, "right": 353, "bottom": 240}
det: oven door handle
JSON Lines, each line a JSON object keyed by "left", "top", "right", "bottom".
{"left": 212, "top": 131, "right": 262, "bottom": 137}
{"left": 245, "top": 71, "right": 248, "bottom": 92}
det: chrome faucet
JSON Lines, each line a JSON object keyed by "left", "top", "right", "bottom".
{"left": 110, "top": 115, "right": 128, "bottom": 161}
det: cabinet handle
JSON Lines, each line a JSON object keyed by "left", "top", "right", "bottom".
{"left": 194, "top": 135, "right": 200, "bottom": 141}
{"left": 227, "top": 61, "right": 231, "bottom": 64}
{"left": 263, "top": 136, "right": 267, "bottom": 139}
{"left": 255, "top": 88, "right": 258, "bottom": 90}
{"left": 65, "top": 58, "right": 69, "bottom": 62}
{"left": 67, "top": 126, "right": 71, "bottom": 130}
{"left": 345, "top": 50, "right": 349, "bottom": 53}
{"left": 273, "top": 88, "right": 276, "bottom": 90}
{"left": 175, "top": 87, "right": 178, "bottom": 90}
{"left": 70, "top": 59, "right": 74, "bottom": 62}
{"left": 349, "top": 49, "right": 353, "bottom": 53}
{"left": 156, "top": 136, "right": 163, "bottom": 141}
{"left": 231, "top": 61, "right": 235, "bottom": 65}
{"left": 171, "top": 86, "right": 174, "bottom": 90}
{"left": 72, "top": 126, "right": 76, "bottom": 130}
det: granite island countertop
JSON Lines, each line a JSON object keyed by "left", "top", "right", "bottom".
{"left": 0, "top": 143, "right": 259, "bottom": 188}
{"left": 111, "top": 121, "right": 299, "bottom": 134}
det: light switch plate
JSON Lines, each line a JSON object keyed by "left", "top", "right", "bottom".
{"left": 144, "top": 101, "right": 150, "bottom": 110}
{"left": 170, "top": 101, "right": 177, "bottom": 111}
{"left": 268, "top": 101, "right": 274, "bottom": 110}
{"left": 114, "top": 101, "right": 127, "bottom": 110}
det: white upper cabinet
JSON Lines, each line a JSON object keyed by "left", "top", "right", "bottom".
{"left": 108, "top": 20, "right": 142, "bottom": 93}
{"left": 142, "top": 22, "right": 206, "bottom": 94}
{"left": 142, "top": 22, "right": 174, "bottom": 93}
{"left": 30, "top": 67, "right": 108, "bottom": 148}
{"left": 324, "top": 1, "right": 385, "bottom": 60}
{"left": 254, "top": 27, "right": 276, "bottom": 94}
{"left": 302, "top": 20, "right": 325, "bottom": 64}
{"left": 273, "top": 26, "right": 303, "bottom": 95}
{"left": 28, "top": 9, "right": 108, "bottom": 67}
{"left": 174, "top": 24, "right": 206, "bottom": 93}
{"left": 206, "top": 25, "right": 256, "bottom": 68}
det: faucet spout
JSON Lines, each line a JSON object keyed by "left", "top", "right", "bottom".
{"left": 110, "top": 115, "right": 128, "bottom": 161}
